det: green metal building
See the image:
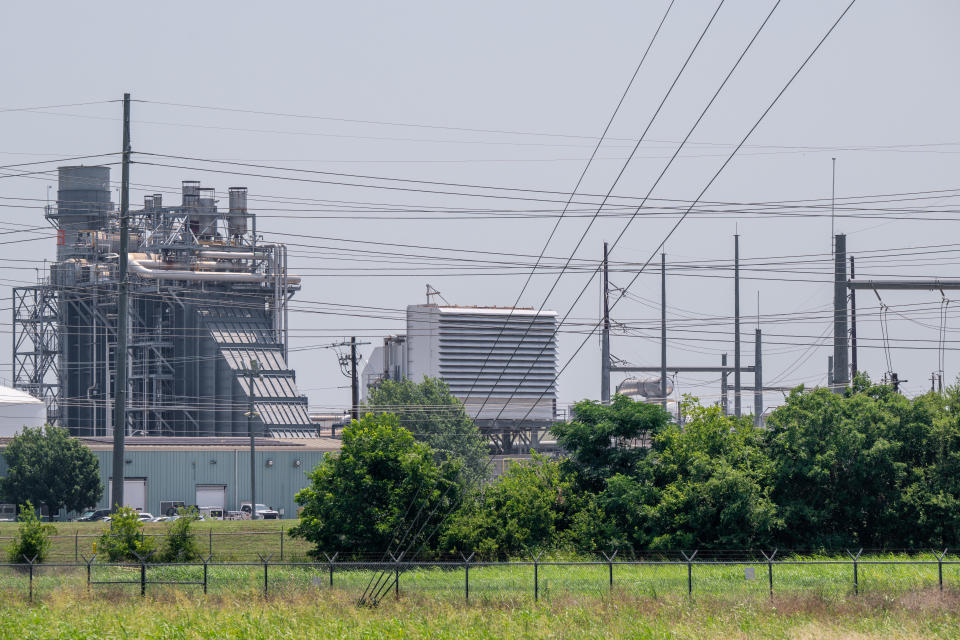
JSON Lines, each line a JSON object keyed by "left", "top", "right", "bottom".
{"left": 0, "top": 436, "right": 340, "bottom": 519}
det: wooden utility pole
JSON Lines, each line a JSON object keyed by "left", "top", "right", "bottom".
{"left": 849, "top": 255, "right": 857, "bottom": 379}
{"left": 350, "top": 337, "right": 360, "bottom": 421}
{"left": 734, "top": 235, "right": 742, "bottom": 417}
{"left": 600, "top": 243, "right": 610, "bottom": 404}
{"left": 661, "top": 253, "right": 667, "bottom": 411}
{"left": 111, "top": 93, "right": 131, "bottom": 512}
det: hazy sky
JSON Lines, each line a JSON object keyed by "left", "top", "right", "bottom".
{"left": 1, "top": 1, "right": 958, "bottom": 415}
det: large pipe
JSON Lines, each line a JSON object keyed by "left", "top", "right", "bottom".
{"left": 128, "top": 254, "right": 300, "bottom": 284}
{"left": 198, "top": 250, "right": 267, "bottom": 260}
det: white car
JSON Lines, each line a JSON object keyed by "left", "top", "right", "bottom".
{"left": 137, "top": 512, "right": 154, "bottom": 521}
{"left": 240, "top": 503, "right": 280, "bottom": 520}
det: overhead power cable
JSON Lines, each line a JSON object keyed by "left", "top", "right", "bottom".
{"left": 507, "top": 0, "right": 858, "bottom": 426}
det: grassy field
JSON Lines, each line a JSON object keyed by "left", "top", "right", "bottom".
{"left": 0, "top": 585, "right": 958, "bottom": 639}
{"left": 0, "top": 554, "right": 958, "bottom": 637}
{"left": 0, "top": 519, "right": 309, "bottom": 561}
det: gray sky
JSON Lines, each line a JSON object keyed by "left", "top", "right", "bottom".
{"left": 1, "top": 1, "right": 958, "bottom": 414}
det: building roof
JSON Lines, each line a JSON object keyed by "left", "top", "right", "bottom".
{"left": 0, "top": 386, "right": 44, "bottom": 405}
{"left": 17, "top": 436, "right": 344, "bottom": 452}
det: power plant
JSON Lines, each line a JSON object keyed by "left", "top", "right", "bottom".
{"left": 362, "top": 303, "right": 558, "bottom": 452}
{"left": 11, "top": 166, "right": 312, "bottom": 438}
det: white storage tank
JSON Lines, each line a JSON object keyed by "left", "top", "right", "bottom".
{"left": 0, "top": 386, "right": 47, "bottom": 436}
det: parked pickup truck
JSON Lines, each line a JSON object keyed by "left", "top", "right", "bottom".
{"left": 240, "top": 502, "right": 279, "bottom": 520}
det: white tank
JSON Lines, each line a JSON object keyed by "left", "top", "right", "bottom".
{"left": 0, "top": 386, "right": 47, "bottom": 437}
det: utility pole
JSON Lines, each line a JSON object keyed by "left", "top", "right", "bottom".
{"left": 111, "top": 92, "right": 131, "bottom": 512}
{"left": 350, "top": 336, "right": 360, "bottom": 421}
{"left": 335, "top": 338, "right": 369, "bottom": 421}
{"left": 734, "top": 235, "right": 741, "bottom": 417}
{"left": 247, "top": 359, "right": 261, "bottom": 519}
{"left": 831, "top": 157, "right": 836, "bottom": 255}
{"left": 600, "top": 242, "right": 610, "bottom": 404}
{"left": 849, "top": 255, "right": 857, "bottom": 380}
{"left": 720, "top": 354, "right": 728, "bottom": 416}
{"left": 754, "top": 328, "right": 763, "bottom": 427}
{"left": 833, "top": 234, "right": 849, "bottom": 391}
{"left": 661, "top": 252, "right": 667, "bottom": 411}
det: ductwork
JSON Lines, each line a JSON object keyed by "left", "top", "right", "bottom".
{"left": 128, "top": 253, "right": 300, "bottom": 285}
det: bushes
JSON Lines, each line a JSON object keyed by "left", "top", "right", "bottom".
{"left": 158, "top": 507, "right": 201, "bottom": 562}
{"left": 292, "top": 383, "right": 960, "bottom": 558}
{"left": 96, "top": 506, "right": 155, "bottom": 561}
{"left": 6, "top": 502, "right": 56, "bottom": 564}
{"left": 442, "top": 454, "right": 586, "bottom": 559}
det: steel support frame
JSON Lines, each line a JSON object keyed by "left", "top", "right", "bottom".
{"left": 12, "top": 286, "right": 61, "bottom": 424}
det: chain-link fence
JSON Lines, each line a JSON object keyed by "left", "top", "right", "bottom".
{"left": 0, "top": 549, "right": 955, "bottom": 602}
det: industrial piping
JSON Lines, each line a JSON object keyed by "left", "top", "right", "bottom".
{"left": 128, "top": 253, "right": 301, "bottom": 285}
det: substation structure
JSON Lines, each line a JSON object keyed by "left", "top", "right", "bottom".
{"left": 12, "top": 166, "right": 313, "bottom": 438}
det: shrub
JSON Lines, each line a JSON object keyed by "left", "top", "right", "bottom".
{"left": 7, "top": 502, "right": 55, "bottom": 564}
{"left": 96, "top": 506, "right": 155, "bottom": 561}
{"left": 441, "top": 454, "right": 587, "bottom": 559}
{"left": 159, "top": 506, "right": 201, "bottom": 562}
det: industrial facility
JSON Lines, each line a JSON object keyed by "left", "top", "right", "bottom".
{"left": 363, "top": 303, "right": 558, "bottom": 452}
{"left": 0, "top": 435, "right": 337, "bottom": 519}
{"left": 0, "top": 385, "right": 46, "bottom": 437}
{"left": 12, "top": 166, "right": 312, "bottom": 438}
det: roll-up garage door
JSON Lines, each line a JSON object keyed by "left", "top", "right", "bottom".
{"left": 108, "top": 478, "right": 147, "bottom": 512}
{"left": 196, "top": 485, "right": 226, "bottom": 509}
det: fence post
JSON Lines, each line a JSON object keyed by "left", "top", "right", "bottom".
{"left": 462, "top": 552, "right": 475, "bottom": 603}
{"left": 681, "top": 550, "right": 697, "bottom": 597}
{"left": 257, "top": 553, "right": 273, "bottom": 597}
{"left": 208, "top": 529, "right": 213, "bottom": 559}
{"left": 846, "top": 549, "right": 863, "bottom": 595}
{"left": 23, "top": 555, "right": 36, "bottom": 602}
{"left": 280, "top": 527, "right": 284, "bottom": 561}
{"left": 82, "top": 553, "right": 95, "bottom": 590}
{"left": 936, "top": 548, "right": 948, "bottom": 592}
{"left": 202, "top": 554, "right": 211, "bottom": 595}
{"left": 323, "top": 552, "right": 338, "bottom": 588}
{"left": 131, "top": 552, "right": 148, "bottom": 597}
{"left": 761, "top": 549, "right": 777, "bottom": 598}
{"left": 75, "top": 530, "right": 79, "bottom": 563}
{"left": 602, "top": 550, "right": 618, "bottom": 590}
{"left": 388, "top": 551, "right": 403, "bottom": 599}
{"left": 531, "top": 552, "right": 543, "bottom": 602}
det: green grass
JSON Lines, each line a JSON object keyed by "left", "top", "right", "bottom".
{"left": 0, "top": 581, "right": 958, "bottom": 639}
{"left": 0, "top": 519, "right": 311, "bottom": 562}
{"left": 0, "top": 556, "right": 958, "bottom": 638}
{"left": 0, "top": 554, "right": 954, "bottom": 600}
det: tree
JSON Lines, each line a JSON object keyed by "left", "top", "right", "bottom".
{"left": 366, "top": 377, "right": 489, "bottom": 484}
{"left": 441, "top": 454, "right": 587, "bottom": 559}
{"left": 764, "top": 375, "right": 960, "bottom": 548}
{"left": 290, "top": 412, "right": 463, "bottom": 557}
{"left": 621, "top": 399, "right": 780, "bottom": 549}
{"left": 0, "top": 425, "right": 102, "bottom": 516}
{"left": 552, "top": 394, "right": 670, "bottom": 492}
